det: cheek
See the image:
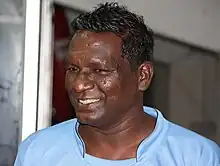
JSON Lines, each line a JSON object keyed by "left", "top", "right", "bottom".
{"left": 102, "top": 78, "right": 114, "bottom": 89}
{"left": 65, "top": 73, "right": 76, "bottom": 89}
{"left": 99, "top": 76, "right": 122, "bottom": 100}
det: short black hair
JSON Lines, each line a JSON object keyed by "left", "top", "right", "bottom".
{"left": 71, "top": 2, "right": 154, "bottom": 69}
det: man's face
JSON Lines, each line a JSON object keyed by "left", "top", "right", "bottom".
{"left": 65, "top": 31, "right": 151, "bottom": 128}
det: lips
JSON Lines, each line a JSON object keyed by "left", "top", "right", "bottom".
{"left": 78, "top": 98, "right": 101, "bottom": 105}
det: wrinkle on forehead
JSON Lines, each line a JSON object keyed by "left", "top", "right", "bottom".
{"left": 70, "top": 39, "right": 112, "bottom": 56}
{"left": 68, "top": 50, "right": 111, "bottom": 68}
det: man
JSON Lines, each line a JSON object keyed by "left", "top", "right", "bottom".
{"left": 15, "top": 2, "right": 219, "bottom": 166}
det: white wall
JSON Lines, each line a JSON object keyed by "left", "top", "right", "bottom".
{"left": 169, "top": 53, "right": 220, "bottom": 143}
{"left": 153, "top": 36, "right": 220, "bottom": 143}
{"left": 55, "top": 0, "right": 220, "bottom": 52}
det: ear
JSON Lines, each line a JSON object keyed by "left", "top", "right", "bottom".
{"left": 138, "top": 62, "right": 154, "bottom": 91}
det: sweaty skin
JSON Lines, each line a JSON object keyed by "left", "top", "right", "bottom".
{"left": 65, "top": 30, "right": 155, "bottom": 160}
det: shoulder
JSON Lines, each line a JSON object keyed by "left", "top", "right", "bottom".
{"left": 22, "top": 118, "right": 76, "bottom": 144}
{"left": 164, "top": 120, "right": 220, "bottom": 165}
{"left": 15, "top": 119, "right": 77, "bottom": 164}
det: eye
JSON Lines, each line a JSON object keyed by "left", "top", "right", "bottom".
{"left": 94, "top": 69, "right": 109, "bottom": 75}
{"left": 66, "top": 65, "right": 79, "bottom": 73}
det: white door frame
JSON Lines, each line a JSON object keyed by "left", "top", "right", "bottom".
{"left": 37, "top": 0, "right": 53, "bottom": 131}
{"left": 21, "top": 0, "right": 53, "bottom": 141}
{"left": 21, "top": 0, "right": 42, "bottom": 141}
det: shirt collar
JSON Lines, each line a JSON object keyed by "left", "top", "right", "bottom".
{"left": 72, "top": 106, "right": 168, "bottom": 162}
{"left": 136, "top": 106, "right": 168, "bottom": 161}
{"left": 73, "top": 121, "right": 86, "bottom": 157}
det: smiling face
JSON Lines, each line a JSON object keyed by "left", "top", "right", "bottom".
{"left": 65, "top": 31, "right": 153, "bottom": 128}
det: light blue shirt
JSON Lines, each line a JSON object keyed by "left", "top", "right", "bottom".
{"left": 15, "top": 107, "right": 220, "bottom": 166}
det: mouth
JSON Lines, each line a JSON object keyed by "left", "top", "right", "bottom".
{"left": 78, "top": 98, "right": 101, "bottom": 105}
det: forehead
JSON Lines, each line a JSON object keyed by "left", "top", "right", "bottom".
{"left": 69, "top": 31, "right": 122, "bottom": 57}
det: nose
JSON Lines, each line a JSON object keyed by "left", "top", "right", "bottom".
{"left": 70, "top": 72, "right": 94, "bottom": 93}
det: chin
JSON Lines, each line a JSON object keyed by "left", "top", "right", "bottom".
{"left": 76, "top": 112, "right": 105, "bottom": 127}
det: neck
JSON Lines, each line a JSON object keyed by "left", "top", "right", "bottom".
{"left": 78, "top": 106, "right": 156, "bottom": 159}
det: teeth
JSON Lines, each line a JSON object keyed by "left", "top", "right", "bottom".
{"left": 79, "top": 99, "right": 100, "bottom": 105}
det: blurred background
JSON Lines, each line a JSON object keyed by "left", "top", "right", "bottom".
{"left": 0, "top": 0, "right": 219, "bottom": 165}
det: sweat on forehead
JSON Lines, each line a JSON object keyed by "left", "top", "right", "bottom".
{"left": 75, "top": 30, "right": 89, "bottom": 38}
{"left": 68, "top": 30, "right": 130, "bottom": 71}
{"left": 69, "top": 31, "right": 122, "bottom": 52}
